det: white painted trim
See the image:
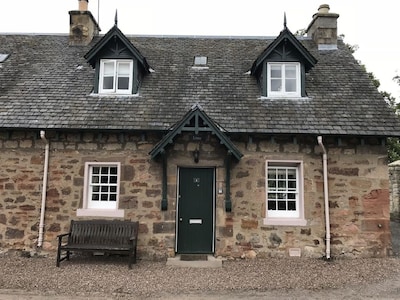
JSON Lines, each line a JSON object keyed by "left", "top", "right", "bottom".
{"left": 99, "top": 59, "right": 133, "bottom": 94}
{"left": 263, "top": 218, "right": 307, "bottom": 226}
{"left": 265, "top": 160, "right": 306, "bottom": 225}
{"left": 82, "top": 162, "right": 121, "bottom": 211}
{"left": 267, "top": 62, "right": 301, "bottom": 97}
{"left": 77, "top": 208, "right": 124, "bottom": 218}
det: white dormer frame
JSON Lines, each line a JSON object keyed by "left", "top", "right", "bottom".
{"left": 267, "top": 62, "right": 301, "bottom": 98}
{"left": 99, "top": 59, "right": 133, "bottom": 94}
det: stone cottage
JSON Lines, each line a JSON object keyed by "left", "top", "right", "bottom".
{"left": 1, "top": 1, "right": 399, "bottom": 260}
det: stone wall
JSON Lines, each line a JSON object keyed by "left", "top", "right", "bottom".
{"left": 0, "top": 130, "right": 391, "bottom": 259}
{"left": 221, "top": 135, "right": 391, "bottom": 258}
{"left": 389, "top": 160, "right": 400, "bottom": 220}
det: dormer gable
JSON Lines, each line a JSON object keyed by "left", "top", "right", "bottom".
{"left": 84, "top": 23, "right": 150, "bottom": 95}
{"left": 251, "top": 23, "right": 317, "bottom": 98}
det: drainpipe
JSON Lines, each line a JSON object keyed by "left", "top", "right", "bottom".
{"left": 38, "top": 131, "right": 49, "bottom": 248}
{"left": 317, "top": 136, "right": 331, "bottom": 259}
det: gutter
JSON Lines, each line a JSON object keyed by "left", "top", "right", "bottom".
{"left": 38, "top": 130, "right": 49, "bottom": 248}
{"left": 317, "top": 136, "right": 331, "bottom": 259}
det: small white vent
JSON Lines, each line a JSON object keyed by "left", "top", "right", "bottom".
{"left": 289, "top": 248, "right": 301, "bottom": 257}
{"left": 194, "top": 56, "right": 207, "bottom": 66}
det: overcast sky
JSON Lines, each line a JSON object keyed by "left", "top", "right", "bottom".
{"left": 1, "top": 0, "right": 400, "bottom": 100}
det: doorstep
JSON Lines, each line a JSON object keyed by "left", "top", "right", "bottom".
{"left": 166, "top": 255, "right": 223, "bottom": 268}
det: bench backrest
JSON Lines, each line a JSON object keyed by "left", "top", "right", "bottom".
{"left": 68, "top": 219, "right": 139, "bottom": 246}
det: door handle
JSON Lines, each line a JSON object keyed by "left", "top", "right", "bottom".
{"left": 179, "top": 218, "right": 183, "bottom": 222}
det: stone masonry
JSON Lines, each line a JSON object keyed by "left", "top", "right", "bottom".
{"left": 389, "top": 160, "right": 400, "bottom": 220}
{"left": 0, "top": 130, "right": 392, "bottom": 259}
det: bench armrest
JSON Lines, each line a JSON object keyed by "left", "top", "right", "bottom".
{"left": 57, "top": 232, "right": 70, "bottom": 239}
{"left": 57, "top": 233, "right": 70, "bottom": 245}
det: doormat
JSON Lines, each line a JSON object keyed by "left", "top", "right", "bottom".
{"left": 180, "top": 254, "right": 208, "bottom": 261}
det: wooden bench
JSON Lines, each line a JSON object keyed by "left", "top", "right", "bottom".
{"left": 56, "top": 219, "right": 139, "bottom": 269}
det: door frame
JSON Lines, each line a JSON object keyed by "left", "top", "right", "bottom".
{"left": 175, "top": 166, "right": 216, "bottom": 253}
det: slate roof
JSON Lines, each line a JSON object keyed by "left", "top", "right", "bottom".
{"left": 0, "top": 33, "right": 399, "bottom": 136}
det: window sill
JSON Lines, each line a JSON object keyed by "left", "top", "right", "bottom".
{"left": 259, "top": 96, "right": 310, "bottom": 100}
{"left": 263, "top": 218, "right": 307, "bottom": 226}
{"left": 76, "top": 208, "right": 124, "bottom": 218}
{"left": 90, "top": 93, "right": 140, "bottom": 97}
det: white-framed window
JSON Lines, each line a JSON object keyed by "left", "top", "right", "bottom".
{"left": 267, "top": 62, "right": 301, "bottom": 97}
{"left": 263, "top": 160, "right": 306, "bottom": 226}
{"left": 99, "top": 59, "right": 133, "bottom": 94}
{"left": 77, "top": 162, "right": 124, "bottom": 218}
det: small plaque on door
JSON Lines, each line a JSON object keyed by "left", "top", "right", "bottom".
{"left": 193, "top": 178, "right": 200, "bottom": 183}
{"left": 189, "top": 219, "right": 202, "bottom": 224}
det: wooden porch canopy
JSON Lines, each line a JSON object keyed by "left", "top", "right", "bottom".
{"left": 149, "top": 104, "right": 243, "bottom": 211}
{"left": 149, "top": 104, "right": 243, "bottom": 161}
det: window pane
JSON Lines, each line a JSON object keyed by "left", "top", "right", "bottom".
{"left": 278, "top": 180, "right": 286, "bottom": 189}
{"left": 118, "top": 62, "right": 130, "bottom": 75}
{"left": 101, "top": 194, "right": 108, "bottom": 201}
{"left": 92, "top": 167, "right": 100, "bottom": 174}
{"left": 101, "top": 176, "right": 108, "bottom": 183}
{"left": 92, "top": 176, "right": 99, "bottom": 183}
{"left": 110, "top": 167, "right": 117, "bottom": 174}
{"left": 278, "top": 201, "right": 286, "bottom": 210}
{"left": 271, "top": 79, "right": 281, "bottom": 91}
{"left": 268, "top": 170, "right": 276, "bottom": 179}
{"left": 101, "top": 186, "right": 108, "bottom": 193}
{"left": 109, "top": 194, "right": 117, "bottom": 201}
{"left": 101, "top": 167, "right": 108, "bottom": 174}
{"left": 277, "top": 169, "right": 286, "bottom": 179}
{"left": 92, "top": 186, "right": 99, "bottom": 192}
{"left": 117, "top": 77, "right": 129, "bottom": 90}
{"left": 288, "top": 201, "right": 296, "bottom": 210}
{"left": 288, "top": 180, "right": 297, "bottom": 189}
{"left": 268, "top": 181, "right": 276, "bottom": 189}
{"left": 103, "top": 62, "right": 115, "bottom": 75}
{"left": 286, "top": 78, "right": 297, "bottom": 92}
{"left": 110, "top": 176, "right": 117, "bottom": 184}
{"left": 103, "top": 76, "right": 114, "bottom": 90}
{"left": 92, "top": 194, "right": 99, "bottom": 201}
{"left": 268, "top": 200, "right": 277, "bottom": 210}
{"left": 270, "top": 65, "right": 281, "bottom": 78}
{"left": 278, "top": 193, "right": 286, "bottom": 199}
{"left": 287, "top": 169, "right": 296, "bottom": 179}
{"left": 285, "top": 65, "right": 296, "bottom": 78}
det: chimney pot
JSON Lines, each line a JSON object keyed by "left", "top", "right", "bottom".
{"left": 318, "top": 4, "right": 330, "bottom": 14}
{"left": 79, "top": 0, "right": 89, "bottom": 11}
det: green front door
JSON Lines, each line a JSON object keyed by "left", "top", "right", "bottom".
{"left": 177, "top": 167, "right": 215, "bottom": 254}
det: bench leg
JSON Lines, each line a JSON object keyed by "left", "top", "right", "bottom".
{"left": 56, "top": 247, "right": 61, "bottom": 267}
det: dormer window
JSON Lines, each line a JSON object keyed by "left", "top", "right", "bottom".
{"left": 84, "top": 25, "right": 150, "bottom": 96}
{"left": 251, "top": 25, "right": 317, "bottom": 98}
{"left": 267, "top": 62, "right": 300, "bottom": 97}
{"left": 99, "top": 59, "right": 133, "bottom": 94}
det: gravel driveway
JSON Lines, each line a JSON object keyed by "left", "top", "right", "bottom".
{"left": 0, "top": 221, "right": 399, "bottom": 300}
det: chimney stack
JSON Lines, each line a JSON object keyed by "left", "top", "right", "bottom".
{"left": 69, "top": 0, "right": 100, "bottom": 46}
{"left": 306, "top": 4, "right": 339, "bottom": 50}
